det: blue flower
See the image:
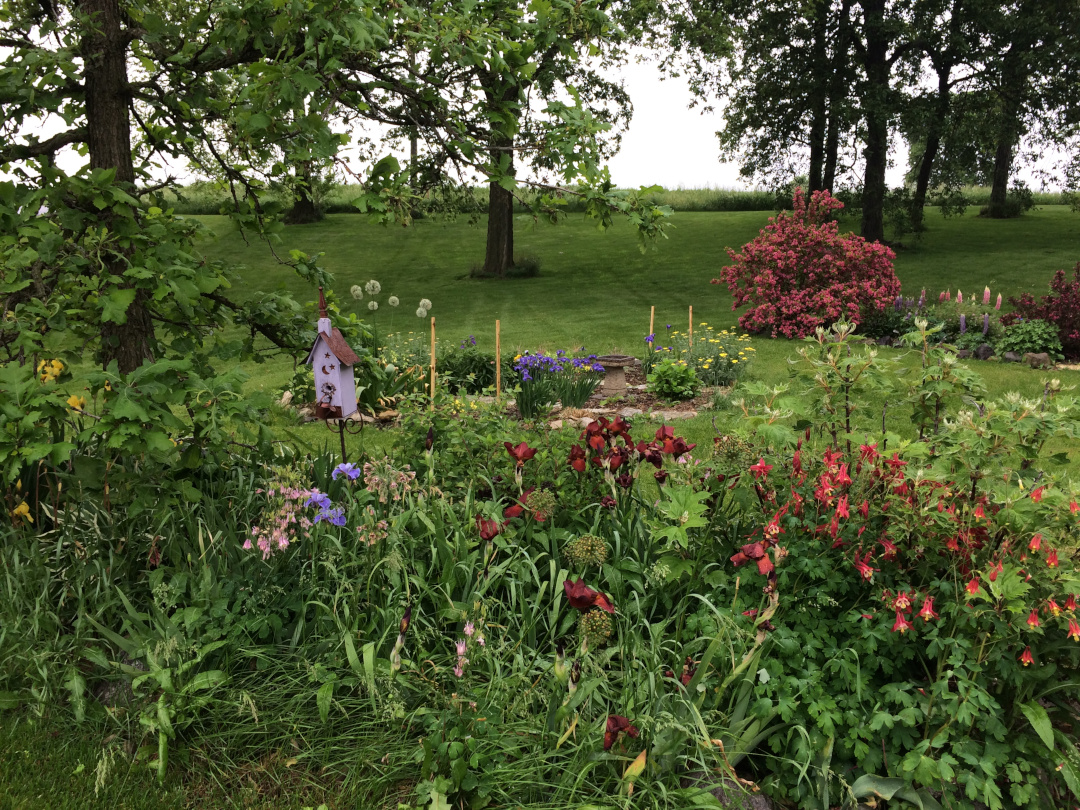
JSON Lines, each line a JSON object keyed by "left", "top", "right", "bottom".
{"left": 315, "top": 507, "right": 346, "bottom": 526}
{"left": 645, "top": 334, "right": 655, "bottom": 344}
{"left": 306, "top": 490, "right": 331, "bottom": 509}
{"left": 332, "top": 462, "right": 361, "bottom": 481}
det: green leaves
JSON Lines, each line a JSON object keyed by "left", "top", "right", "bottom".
{"left": 1018, "top": 701, "right": 1054, "bottom": 750}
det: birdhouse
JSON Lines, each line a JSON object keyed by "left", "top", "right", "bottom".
{"left": 305, "top": 287, "right": 360, "bottom": 419}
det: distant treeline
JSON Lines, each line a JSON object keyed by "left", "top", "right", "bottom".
{"left": 161, "top": 182, "right": 1071, "bottom": 217}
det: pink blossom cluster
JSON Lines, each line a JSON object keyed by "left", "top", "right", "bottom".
{"left": 712, "top": 188, "right": 900, "bottom": 338}
{"left": 357, "top": 505, "right": 390, "bottom": 546}
{"left": 363, "top": 458, "right": 416, "bottom": 504}
{"left": 244, "top": 485, "right": 313, "bottom": 559}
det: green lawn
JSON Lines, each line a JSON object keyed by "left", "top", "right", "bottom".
{"left": 192, "top": 205, "right": 1080, "bottom": 460}
{"left": 198, "top": 205, "right": 1079, "bottom": 365}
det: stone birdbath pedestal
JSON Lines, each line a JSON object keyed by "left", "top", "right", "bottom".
{"left": 594, "top": 355, "right": 637, "bottom": 397}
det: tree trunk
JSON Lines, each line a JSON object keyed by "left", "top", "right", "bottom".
{"left": 807, "top": 3, "right": 829, "bottom": 192}
{"left": 822, "top": 0, "right": 852, "bottom": 193}
{"left": 859, "top": 0, "right": 889, "bottom": 243}
{"left": 988, "top": 51, "right": 1024, "bottom": 218}
{"left": 482, "top": 131, "right": 515, "bottom": 277}
{"left": 285, "top": 162, "right": 322, "bottom": 224}
{"left": 911, "top": 67, "right": 953, "bottom": 230}
{"left": 80, "top": 0, "right": 155, "bottom": 372}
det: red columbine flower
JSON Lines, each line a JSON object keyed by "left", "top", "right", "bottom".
{"left": 893, "top": 591, "right": 913, "bottom": 612}
{"left": 1027, "top": 609, "right": 1041, "bottom": 629}
{"left": 966, "top": 578, "right": 981, "bottom": 596}
{"left": 973, "top": 504, "right": 986, "bottom": 519}
{"left": 853, "top": 551, "right": 877, "bottom": 582}
{"left": 1020, "top": 646, "right": 1034, "bottom": 666}
{"left": 918, "top": 597, "right": 939, "bottom": 621}
{"left": 858, "top": 500, "right": 869, "bottom": 518}
{"left": 835, "top": 495, "right": 849, "bottom": 519}
{"left": 563, "top": 578, "right": 615, "bottom": 613}
{"left": 1048, "top": 599, "right": 1062, "bottom": 617}
{"left": 505, "top": 441, "right": 537, "bottom": 467}
{"left": 884, "top": 453, "right": 908, "bottom": 472}
{"left": 1071, "top": 500, "right": 1079, "bottom": 515}
{"left": 749, "top": 457, "right": 773, "bottom": 480}
{"left": 1046, "top": 548, "right": 1059, "bottom": 567}
{"left": 1029, "top": 533, "right": 1042, "bottom": 551}
{"left": 892, "top": 609, "right": 914, "bottom": 634}
{"left": 880, "top": 537, "right": 897, "bottom": 560}
{"left": 603, "top": 715, "right": 640, "bottom": 750}
{"left": 859, "top": 443, "right": 880, "bottom": 462}
{"left": 1066, "top": 595, "right": 1078, "bottom": 612}
{"left": 1068, "top": 619, "right": 1080, "bottom": 642}
{"left": 1031, "top": 486, "right": 1045, "bottom": 502}
{"left": 989, "top": 560, "right": 1004, "bottom": 581}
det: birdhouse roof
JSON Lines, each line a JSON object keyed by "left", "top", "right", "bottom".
{"left": 306, "top": 328, "right": 361, "bottom": 366}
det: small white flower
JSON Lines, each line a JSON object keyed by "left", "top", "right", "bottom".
{"left": 416, "top": 307, "right": 428, "bottom": 318}
{"left": 365, "top": 280, "right": 381, "bottom": 295}
{"left": 388, "top": 296, "right": 399, "bottom": 307}
{"left": 350, "top": 285, "right": 363, "bottom": 300}
{"left": 368, "top": 301, "right": 379, "bottom": 311}
{"left": 418, "top": 298, "right": 432, "bottom": 310}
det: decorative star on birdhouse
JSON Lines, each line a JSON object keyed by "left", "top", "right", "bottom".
{"left": 305, "top": 287, "right": 359, "bottom": 419}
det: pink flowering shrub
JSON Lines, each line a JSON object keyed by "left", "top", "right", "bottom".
{"left": 713, "top": 188, "right": 900, "bottom": 338}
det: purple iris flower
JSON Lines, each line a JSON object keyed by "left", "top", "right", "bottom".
{"left": 332, "top": 462, "right": 362, "bottom": 481}
{"left": 306, "top": 490, "right": 331, "bottom": 509}
{"left": 645, "top": 334, "right": 655, "bottom": 344}
{"left": 315, "top": 507, "right": 346, "bottom": 526}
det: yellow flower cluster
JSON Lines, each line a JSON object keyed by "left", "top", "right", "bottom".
{"left": 67, "top": 394, "right": 87, "bottom": 411}
{"left": 38, "top": 358, "right": 64, "bottom": 383}
{"left": 651, "top": 323, "right": 755, "bottom": 386}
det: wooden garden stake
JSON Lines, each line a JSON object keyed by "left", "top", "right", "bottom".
{"left": 430, "top": 316, "right": 436, "bottom": 411}
{"left": 649, "top": 306, "right": 655, "bottom": 345}
{"left": 689, "top": 306, "right": 693, "bottom": 348}
{"left": 495, "top": 319, "right": 502, "bottom": 400}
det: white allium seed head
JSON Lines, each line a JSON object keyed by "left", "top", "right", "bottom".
{"left": 388, "top": 296, "right": 399, "bottom": 307}
{"left": 416, "top": 307, "right": 428, "bottom": 318}
{"left": 365, "top": 280, "right": 381, "bottom": 295}
{"left": 368, "top": 301, "right": 379, "bottom": 311}
{"left": 350, "top": 285, "right": 363, "bottom": 300}
{"left": 418, "top": 298, "right": 432, "bottom": 310}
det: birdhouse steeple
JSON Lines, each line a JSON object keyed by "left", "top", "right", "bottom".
{"left": 317, "top": 286, "right": 332, "bottom": 336}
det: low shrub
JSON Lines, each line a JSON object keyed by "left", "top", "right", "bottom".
{"left": 713, "top": 188, "right": 900, "bottom": 339}
{"left": 646, "top": 356, "right": 701, "bottom": 400}
{"left": 995, "top": 318, "right": 1065, "bottom": 360}
{"left": 1002, "top": 263, "right": 1080, "bottom": 359}
{"left": 438, "top": 336, "right": 505, "bottom": 394}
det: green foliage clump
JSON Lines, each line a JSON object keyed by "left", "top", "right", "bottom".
{"left": 995, "top": 318, "right": 1064, "bottom": 360}
{"left": 647, "top": 356, "right": 701, "bottom": 400}
{"left": 438, "top": 336, "right": 506, "bottom": 394}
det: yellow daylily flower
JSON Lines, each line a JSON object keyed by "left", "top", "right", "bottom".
{"left": 11, "top": 501, "right": 32, "bottom": 524}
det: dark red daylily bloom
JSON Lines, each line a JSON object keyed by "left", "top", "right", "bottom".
{"left": 399, "top": 605, "right": 412, "bottom": 635}
{"left": 476, "top": 514, "right": 502, "bottom": 541}
{"left": 588, "top": 432, "right": 607, "bottom": 452}
{"left": 600, "top": 495, "right": 616, "bottom": 508}
{"left": 635, "top": 441, "right": 664, "bottom": 468}
{"left": 604, "top": 715, "right": 639, "bottom": 750}
{"left": 654, "top": 469, "right": 669, "bottom": 485}
{"left": 568, "top": 444, "right": 588, "bottom": 473}
{"left": 678, "top": 656, "right": 697, "bottom": 686}
{"left": 663, "top": 436, "right": 696, "bottom": 457}
{"left": 505, "top": 441, "right": 537, "bottom": 467}
{"left": 504, "top": 502, "right": 524, "bottom": 520}
{"left": 616, "top": 473, "right": 633, "bottom": 489}
{"left": 564, "top": 578, "right": 615, "bottom": 613}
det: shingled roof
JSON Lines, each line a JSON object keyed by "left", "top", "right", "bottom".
{"left": 306, "top": 327, "right": 361, "bottom": 366}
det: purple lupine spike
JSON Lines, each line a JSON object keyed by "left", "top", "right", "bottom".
{"left": 983, "top": 314, "right": 990, "bottom": 335}
{"left": 959, "top": 314, "right": 967, "bottom": 334}
{"left": 919, "top": 289, "right": 926, "bottom": 307}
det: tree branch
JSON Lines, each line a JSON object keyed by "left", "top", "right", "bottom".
{"left": 0, "top": 127, "right": 87, "bottom": 163}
